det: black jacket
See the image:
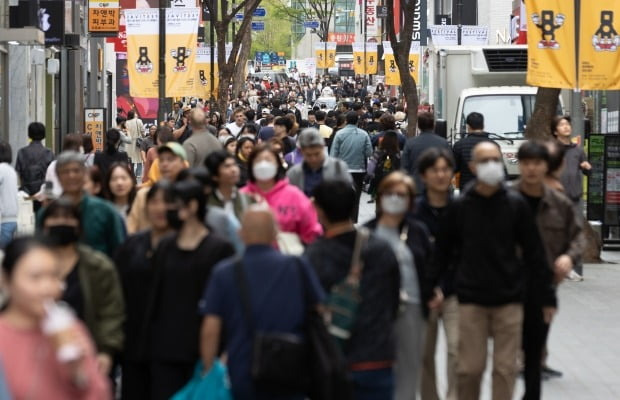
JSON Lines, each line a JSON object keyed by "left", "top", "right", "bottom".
{"left": 452, "top": 132, "right": 497, "bottom": 189}
{"left": 402, "top": 131, "right": 450, "bottom": 191}
{"left": 304, "top": 230, "right": 400, "bottom": 365}
{"left": 15, "top": 141, "right": 54, "bottom": 195}
{"left": 365, "top": 216, "right": 434, "bottom": 317}
{"left": 429, "top": 183, "right": 556, "bottom": 307}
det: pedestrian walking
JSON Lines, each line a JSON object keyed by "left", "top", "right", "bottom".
{"left": 429, "top": 142, "right": 555, "bottom": 400}
{"left": 514, "top": 141, "right": 584, "bottom": 400}
{"left": 330, "top": 111, "right": 373, "bottom": 223}
{"left": 304, "top": 180, "right": 401, "bottom": 399}
{"left": 235, "top": 136, "right": 256, "bottom": 187}
{"left": 15, "top": 122, "right": 54, "bottom": 211}
{"left": 0, "top": 237, "right": 111, "bottom": 399}
{"left": 125, "top": 110, "right": 145, "bottom": 177}
{"left": 366, "top": 130, "right": 401, "bottom": 201}
{"left": 365, "top": 172, "right": 434, "bottom": 400}
{"left": 205, "top": 150, "right": 253, "bottom": 222}
{"left": 37, "top": 151, "right": 126, "bottom": 258}
{"left": 0, "top": 141, "right": 18, "bottom": 249}
{"left": 414, "top": 148, "right": 459, "bottom": 400}
{"left": 102, "top": 162, "right": 137, "bottom": 225}
{"left": 94, "top": 129, "right": 130, "bottom": 178}
{"left": 286, "top": 128, "right": 352, "bottom": 197}
{"left": 241, "top": 144, "right": 322, "bottom": 246}
{"left": 40, "top": 198, "right": 125, "bottom": 376}
{"left": 182, "top": 108, "right": 223, "bottom": 168}
{"left": 200, "top": 205, "right": 325, "bottom": 399}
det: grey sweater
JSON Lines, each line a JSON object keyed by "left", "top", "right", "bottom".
{"left": 0, "top": 163, "right": 19, "bottom": 222}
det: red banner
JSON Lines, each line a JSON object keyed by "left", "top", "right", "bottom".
{"left": 328, "top": 32, "right": 355, "bottom": 44}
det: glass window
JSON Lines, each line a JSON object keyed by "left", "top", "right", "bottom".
{"left": 460, "top": 95, "right": 536, "bottom": 138}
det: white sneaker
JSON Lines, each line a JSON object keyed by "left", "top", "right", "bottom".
{"left": 566, "top": 270, "right": 584, "bottom": 282}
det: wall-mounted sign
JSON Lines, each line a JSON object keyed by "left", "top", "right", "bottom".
{"left": 84, "top": 108, "right": 107, "bottom": 152}
{"left": 39, "top": 1, "right": 65, "bottom": 45}
{"left": 88, "top": 0, "right": 120, "bottom": 35}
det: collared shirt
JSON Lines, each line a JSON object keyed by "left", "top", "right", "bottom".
{"left": 215, "top": 188, "right": 236, "bottom": 216}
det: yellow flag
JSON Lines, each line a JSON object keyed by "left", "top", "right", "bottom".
{"left": 408, "top": 42, "right": 420, "bottom": 83}
{"left": 165, "top": 8, "right": 200, "bottom": 97}
{"left": 326, "top": 42, "right": 337, "bottom": 68}
{"left": 579, "top": 1, "right": 620, "bottom": 89}
{"left": 195, "top": 47, "right": 219, "bottom": 99}
{"left": 125, "top": 9, "right": 159, "bottom": 98}
{"left": 315, "top": 43, "right": 327, "bottom": 69}
{"left": 525, "top": 0, "right": 577, "bottom": 88}
{"left": 383, "top": 41, "right": 400, "bottom": 85}
{"left": 352, "top": 42, "right": 366, "bottom": 75}
{"left": 365, "top": 42, "right": 378, "bottom": 74}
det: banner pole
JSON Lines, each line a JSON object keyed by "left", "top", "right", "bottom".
{"left": 158, "top": 1, "right": 169, "bottom": 124}
{"left": 572, "top": 0, "right": 585, "bottom": 145}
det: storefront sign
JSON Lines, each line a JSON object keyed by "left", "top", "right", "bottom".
{"left": 84, "top": 108, "right": 107, "bottom": 152}
{"left": 88, "top": 0, "right": 120, "bottom": 35}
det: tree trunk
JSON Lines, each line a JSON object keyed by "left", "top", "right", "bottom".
{"left": 232, "top": 25, "right": 252, "bottom": 98}
{"left": 392, "top": 51, "right": 418, "bottom": 137}
{"left": 582, "top": 222, "right": 603, "bottom": 263}
{"left": 525, "top": 87, "right": 561, "bottom": 140}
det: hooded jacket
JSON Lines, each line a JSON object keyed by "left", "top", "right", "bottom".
{"left": 241, "top": 178, "right": 323, "bottom": 244}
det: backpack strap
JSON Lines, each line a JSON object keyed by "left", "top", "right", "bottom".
{"left": 347, "top": 228, "right": 370, "bottom": 284}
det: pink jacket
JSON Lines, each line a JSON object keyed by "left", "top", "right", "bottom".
{"left": 242, "top": 178, "right": 323, "bottom": 243}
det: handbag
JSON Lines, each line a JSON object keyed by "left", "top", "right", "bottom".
{"left": 171, "top": 360, "right": 232, "bottom": 400}
{"left": 234, "top": 261, "right": 308, "bottom": 394}
{"left": 325, "top": 228, "right": 369, "bottom": 342}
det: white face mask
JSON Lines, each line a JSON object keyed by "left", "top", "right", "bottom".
{"left": 381, "top": 194, "right": 408, "bottom": 215}
{"left": 253, "top": 160, "right": 278, "bottom": 181}
{"left": 476, "top": 160, "right": 505, "bottom": 186}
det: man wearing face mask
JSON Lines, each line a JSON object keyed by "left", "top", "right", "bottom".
{"left": 428, "top": 142, "right": 555, "bottom": 400}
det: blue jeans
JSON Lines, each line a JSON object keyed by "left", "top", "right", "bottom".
{"left": 350, "top": 368, "right": 394, "bottom": 400}
{"left": 0, "top": 222, "right": 17, "bottom": 249}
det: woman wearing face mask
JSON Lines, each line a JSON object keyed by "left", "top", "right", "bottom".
{"left": 94, "top": 129, "right": 130, "bottom": 178}
{"left": 40, "top": 198, "right": 125, "bottom": 378}
{"left": 141, "top": 178, "right": 235, "bottom": 400}
{"left": 365, "top": 171, "right": 434, "bottom": 400}
{"left": 103, "top": 162, "right": 137, "bottom": 223}
{"left": 241, "top": 144, "right": 322, "bottom": 245}
{"left": 0, "top": 237, "right": 111, "bottom": 399}
{"left": 114, "top": 182, "right": 174, "bottom": 400}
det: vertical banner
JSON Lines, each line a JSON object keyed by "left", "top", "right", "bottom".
{"left": 84, "top": 108, "right": 107, "bottom": 152}
{"left": 366, "top": 42, "right": 378, "bottom": 74}
{"left": 408, "top": 42, "right": 421, "bottom": 83}
{"left": 524, "top": 0, "right": 576, "bottom": 88}
{"left": 126, "top": 8, "right": 160, "bottom": 98}
{"left": 165, "top": 7, "right": 200, "bottom": 97}
{"left": 352, "top": 42, "right": 365, "bottom": 74}
{"left": 195, "top": 47, "right": 219, "bottom": 98}
{"left": 326, "top": 42, "right": 337, "bottom": 67}
{"left": 366, "top": 0, "right": 378, "bottom": 36}
{"left": 315, "top": 42, "right": 327, "bottom": 69}
{"left": 579, "top": 1, "right": 620, "bottom": 89}
{"left": 383, "top": 41, "right": 400, "bottom": 85}
{"left": 88, "top": 0, "right": 120, "bottom": 34}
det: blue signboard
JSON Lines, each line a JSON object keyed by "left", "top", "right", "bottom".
{"left": 251, "top": 21, "right": 265, "bottom": 31}
{"left": 235, "top": 13, "right": 244, "bottom": 20}
{"left": 303, "top": 21, "right": 320, "bottom": 29}
{"left": 262, "top": 53, "right": 271, "bottom": 64}
{"left": 253, "top": 7, "right": 267, "bottom": 17}
{"left": 255, "top": 51, "right": 264, "bottom": 62}
{"left": 269, "top": 52, "right": 278, "bottom": 62}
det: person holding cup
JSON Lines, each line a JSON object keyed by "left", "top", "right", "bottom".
{"left": 0, "top": 237, "right": 110, "bottom": 399}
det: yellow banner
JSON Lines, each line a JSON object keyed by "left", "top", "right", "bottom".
{"left": 579, "top": 1, "right": 620, "bottom": 89}
{"left": 408, "top": 53, "right": 420, "bottom": 82}
{"left": 165, "top": 8, "right": 200, "bottom": 97}
{"left": 525, "top": 0, "right": 577, "bottom": 88}
{"left": 315, "top": 44, "right": 327, "bottom": 69}
{"left": 126, "top": 9, "right": 160, "bottom": 98}
{"left": 196, "top": 47, "right": 219, "bottom": 99}
{"left": 352, "top": 42, "right": 378, "bottom": 75}
{"left": 366, "top": 49, "right": 378, "bottom": 75}
{"left": 326, "top": 42, "right": 336, "bottom": 68}
{"left": 385, "top": 54, "right": 400, "bottom": 85}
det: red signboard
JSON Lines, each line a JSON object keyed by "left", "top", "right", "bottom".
{"left": 328, "top": 32, "right": 355, "bottom": 44}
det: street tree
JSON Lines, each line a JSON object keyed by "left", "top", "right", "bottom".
{"left": 270, "top": 0, "right": 335, "bottom": 42}
{"left": 525, "top": 87, "right": 561, "bottom": 139}
{"left": 385, "top": 0, "right": 418, "bottom": 137}
{"left": 204, "top": 0, "right": 263, "bottom": 112}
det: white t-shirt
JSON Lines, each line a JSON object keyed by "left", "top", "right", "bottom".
{"left": 226, "top": 122, "right": 244, "bottom": 137}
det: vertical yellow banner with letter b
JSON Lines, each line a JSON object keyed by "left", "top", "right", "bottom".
{"left": 165, "top": 8, "right": 200, "bottom": 97}
{"left": 579, "top": 0, "right": 620, "bottom": 89}
{"left": 525, "top": 0, "right": 576, "bottom": 88}
{"left": 125, "top": 9, "right": 159, "bottom": 98}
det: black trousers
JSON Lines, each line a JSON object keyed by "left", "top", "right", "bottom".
{"left": 522, "top": 301, "right": 550, "bottom": 400}
{"left": 351, "top": 172, "right": 366, "bottom": 224}
{"left": 122, "top": 360, "right": 194, "bottom": 400}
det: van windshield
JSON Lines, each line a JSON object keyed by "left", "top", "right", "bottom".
{"left": 460, "top": 94, "right": 537, "bottom": 138}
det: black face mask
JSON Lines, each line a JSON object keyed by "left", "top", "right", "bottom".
{"left": 166, "top": 209, "right": 184, "bottom": 230}
{"left": 47, "top": 225, "right": 79, "bottom": 246}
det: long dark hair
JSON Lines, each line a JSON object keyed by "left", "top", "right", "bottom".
{"left": 2, "top": 237, "right": 52, "bottom": 280}
{"left": 103, "top": 162, "right": 137, "bottom": 212}
{"left": 380, "top": 131, "right": 400, "bottom": 154}
{"left": 105, "top": 129, "right": 121, "bottom": 154}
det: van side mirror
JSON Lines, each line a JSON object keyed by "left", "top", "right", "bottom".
{"left": 435, "top": 119, "right": 447, "bottom": 138}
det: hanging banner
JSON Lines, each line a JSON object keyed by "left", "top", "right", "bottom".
{"left": 383, "top": 41, "right": 400, "bottom": 85}
{"left": 366, "top": 0, "right": 378, "bottom": 36}
{"left": 304, "top": 58, "right": 317, "bottom": 78}
{"left": 579, "top": 1, "right": 620, "bottom": 89}
{"left": 461, "top": 25, "right": 489, "bottom": 45}
{"left": 429, "top": 25, "right": 459, "bottom": 45}
{"left": 352, "top": 42, "right": 365, "bottom": 75}
{"left": 315, "top": 42, "right": 327, "bottom": 69}
{"left": 89, "top": 0, "right": 120, "bottom": 34}
{"left": 195, "top": 47, "right": 219, "bottom": 98}
{"left": 366, "top": 42, "right": 378, "bottom": 74}
{"left": 126, "top": 8, "right": 160, "bottom": 98}
{"left": 408, "top": 42, "right": 421, "bottom": 83}
{"left": 326, "top": 42, "right": 337, "bottom": 67}
{"left": 524, "top": 0, "right": 576, "bottom": 88}
{"left": 165, "top": 7, "right": 200, "bottom": 97}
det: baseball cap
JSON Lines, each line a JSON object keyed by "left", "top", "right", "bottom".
{"left": 157, "top": 142, "right": 187, "bottom": 161}
{"left": 261, "top": 108, "right": 270, "bottom": 115}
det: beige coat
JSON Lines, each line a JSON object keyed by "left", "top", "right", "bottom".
{"left": 125, "top": 117, "right": 144, "bottom": 163}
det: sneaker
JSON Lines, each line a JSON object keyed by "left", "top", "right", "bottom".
{"left": 566, "top": 270, "right": 584, "bottom": 282}
{"left": 542, "top": 365, "right": 563, "bottom": 379}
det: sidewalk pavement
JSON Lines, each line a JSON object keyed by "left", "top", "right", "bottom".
{"left": 359, "top": 193, "right": 620, "bottom": 399}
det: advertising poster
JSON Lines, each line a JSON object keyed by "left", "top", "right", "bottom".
{"left": 195, "top": 46, "right": 219, "bottom": 99}
{"left": 579, "top": 0, "right": 620, "bottom": 89}
{"left": 524, "top": 0, "right": 576, "bottom": 88}
{"left": 125, "top": 8, "right": 160, "bottom": 98}
{"left": 165, "top": 7, "right": 200, "bottom": 97}
{"left": 383, "top": 41, "right": 399, "bottom": 85}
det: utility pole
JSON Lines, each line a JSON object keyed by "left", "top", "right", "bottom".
{"left": 571, "top": 0, "right": 585, "bottom": 145}
{"left": 210, "top": 0, "right": 216, "bottom": 109}
{"left": 158, "top": 0, "right": 169, "bottom": 124}
{"left": 324, "top": 0, "right": 328, "bottom": 77}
